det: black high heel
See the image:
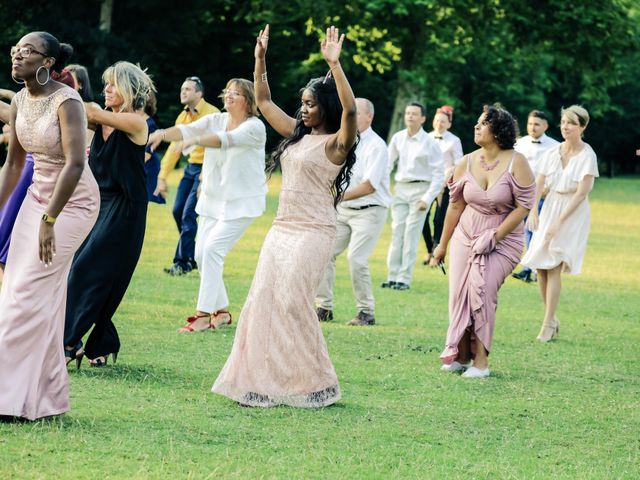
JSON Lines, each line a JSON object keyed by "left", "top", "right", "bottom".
{"left": 64, "top": 345, "right": 84, "bottom": 370}
{"left": 89, "top": 352, "right": 118, "bottom": 367}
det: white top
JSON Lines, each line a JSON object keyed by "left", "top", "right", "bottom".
{"left": 428, "top": 130, "right": 463, "bottom": 170}
{"left": 178, "top": 112, "right": 267, "bottom": 220}
{"left": 341, "top": 127, "right": 392, "bottom": 209}
{"left": 514, "top": 133, "right": 560, "bottom": 174}
{"left": 537, "top": 143, "right": 599, "bottom": 194}
{"left": 388, "top": 127, "right": 444, "bottom": 205}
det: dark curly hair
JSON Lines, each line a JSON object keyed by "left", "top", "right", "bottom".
{"left": 482, "top": 103, "right": 518, "bottom": 149}
{"left": 268, "top": 76, "right": 358, "bottom": 207}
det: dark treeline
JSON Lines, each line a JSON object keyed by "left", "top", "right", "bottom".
{"left": 1, "top": 0, "right": 639, "bottom": 174}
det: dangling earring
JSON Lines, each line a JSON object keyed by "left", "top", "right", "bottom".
{"left": 36, "top": 66, "right": 50, "bottom": 86}
{"left": 11, "top": 75, "right": 25, "bottom": 85}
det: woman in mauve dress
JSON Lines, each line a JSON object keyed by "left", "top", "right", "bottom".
{"left": 0, "top": 32, "right": 99, "bottom": 420}
{"left": 522, "top": 105, "right": 598, "bottom": 342}
{"left": 212, "top": 25, "right": 357, "bottom": 407}
{"left": 433, "top": 104, "right": 535, "bottom": 379}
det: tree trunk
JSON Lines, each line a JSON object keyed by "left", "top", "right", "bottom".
{"left": 387, "top": 74, "right": 423, "bottom": 142}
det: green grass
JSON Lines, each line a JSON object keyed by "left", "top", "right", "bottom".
{"left": 2, "top": 175, "right": 639, "bottom": 479}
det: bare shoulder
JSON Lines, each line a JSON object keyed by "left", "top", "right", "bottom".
{"left": 511, "top": 151, "right": 534, "bottom": 185}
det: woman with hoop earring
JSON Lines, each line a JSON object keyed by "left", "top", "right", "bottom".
{"left": 0, "top": 31, "right": 99, "bottom": 420}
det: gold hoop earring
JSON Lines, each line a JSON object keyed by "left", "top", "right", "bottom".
{"left": 36, "top": 66, "right": 50, "bottom": 86}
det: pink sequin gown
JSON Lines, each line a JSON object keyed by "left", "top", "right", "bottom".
{"left": 213, "top": 134, "right": 342, "bottom": 407}
{"left": 440, "top": 156, "right": 534, "bottom": 363}
{"left": 0, "top": 87, "right": 99, "bottom": 420}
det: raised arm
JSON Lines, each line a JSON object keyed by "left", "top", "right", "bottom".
{"left": 322, "top": 26, "right": 357, "bottom": 166}
{"left": 85, "top": 102, "right": 148, "bottom": 145}
{"left": 254, "top": 25, "right": 297, "bottom": 137}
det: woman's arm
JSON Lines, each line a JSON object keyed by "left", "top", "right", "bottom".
{"left": 0, "top": 100, "right": 11, "bottom": 125}
{"left": 182, "top": 118, "right": 265, "bottom": 150}
{"left": 494, "top": 154, "right": 534, "bottom": 241}
{"left": 0, "top": 102, "right": 27, "bottom": 210}
{"left": 0, "top": 89, "right": 15, "bottom": 102}
{"left": 543, "top": 174, "right": 594, "bottom": 244}
{"left": 323, "top": 26, "right": 357, "bottom": 166}
{"left": 85, "top": 102, "right": 148, "bottom": 145}
{"left": 254, "top": 25, "right": 297, "bottom": 137}
{"left": 432, "top": 158, "right": 469, "bottom": 263}
{"left": 38, "top": 99, "right": 89, "bottom": 264}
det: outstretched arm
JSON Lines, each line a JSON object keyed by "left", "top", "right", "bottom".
{"left": 85, "top": 102, "right": 148, "bottom": 145}
{"left": 254, "top": 24, "right": 297, "bottom": 137}
{"left": 323, "top": 26, "right": 357, "bottom": 166}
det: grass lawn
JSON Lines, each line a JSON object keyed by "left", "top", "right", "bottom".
{"left": 1, "top": 174, "right": 639, "bottom": 479}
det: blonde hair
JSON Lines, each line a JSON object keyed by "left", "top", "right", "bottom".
{"left": 102, "top": 61, "right": 156, "bottom": 112}
{"left": 561, "top": 105, "right": 589, "bottom": 128}
{"left": 219, "top": 78, "right": 258, "bottom": 117}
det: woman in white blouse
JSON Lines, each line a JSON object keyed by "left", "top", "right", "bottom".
{"left": 522, "top": 105, "right": 598, "bottom": 342}
{"left": 149, "top": 78, "right": 266, "bottom": 332}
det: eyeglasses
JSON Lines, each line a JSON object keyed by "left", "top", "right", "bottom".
{"left": 10, "top": 46, "right": 48, "bottom": 58}
{"left": 185, "top": 76, "right": 203, "bottom": 87}
{"left": 222, "top": 89, "right": 244, "bottom": 97}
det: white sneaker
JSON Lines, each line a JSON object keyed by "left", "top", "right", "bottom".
{"left": 461, "top": 366, "right": 490, "bottom": 378}
{"left": 441, "top": 361, "right": 472, "bottom": 372}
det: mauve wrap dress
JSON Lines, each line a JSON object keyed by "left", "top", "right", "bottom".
{"left": 0, "top": 88, "right": 99, "bottom": 420}
{"left": 440, "top": 157, "right": 535, "bottom": 363}
{"left": 213, "top": 134, "right": 342, "bottom": 407}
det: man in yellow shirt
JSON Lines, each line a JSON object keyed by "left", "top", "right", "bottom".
{"left": 155, "top": 76, "right": 219, "bottom": 275}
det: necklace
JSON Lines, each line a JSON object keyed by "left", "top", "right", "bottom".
{"left": 479, "top": 154, "right": 500, "bottom": 171}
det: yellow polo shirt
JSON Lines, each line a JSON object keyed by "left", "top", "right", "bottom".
{"left": 158, "top": 98, "right": 219, "bottom": 179}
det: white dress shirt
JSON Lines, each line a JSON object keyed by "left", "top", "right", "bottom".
{"left": 178, "top": 112, "right": 267, "bottom": 220}
{"left": 341, "top": 127, "right": 391, "bottom": 209}
{"left": 514, "top": 133, "right": 560, "bottom": 174}
{"left": 388, "top": 127, "right": 444, "bottom": 205}
{"left": 428, "top": 129, "right": 463, "bottom": 170}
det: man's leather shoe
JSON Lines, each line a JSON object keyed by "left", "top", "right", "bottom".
{"left": 380, "top": 280, "right": 397, "bottom": 289}
{"left": 316, "top": 307, "right": 334, "bottom": 322}
{"left": 392, "top": 282, "right": 410, "bottom": 290}
{"left": 347, "top": 311, "right": 375, "bottom": 326}
{"left": 512, "top": 269, "right": 531, "bottom": 282}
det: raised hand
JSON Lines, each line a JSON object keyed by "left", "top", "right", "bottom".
{"left": 321, "top": 26, "right": 345, "bottom": 65}
{"left": 255, "top": 24, "right": 270, "bottom": 59}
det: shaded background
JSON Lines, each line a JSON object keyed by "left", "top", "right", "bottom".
{"left": 1, "top": 0, "right": 639, "bottom": 175}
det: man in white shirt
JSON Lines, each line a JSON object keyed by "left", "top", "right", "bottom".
{"left": 513, "top": 109, "right": 559, "bottom": 282}
{"left": 316, "top": 98, "right": 391, "bottom": 325}
{"left": 422, "top": 105, "right": 463, "bottom": 266}
{"left": 382, "top": 102, "right": 444, "bottom": 290}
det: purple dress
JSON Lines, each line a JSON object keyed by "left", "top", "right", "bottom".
{"left": 441, "top": 156, "right": 534, "bottom": 363}
{"left": 0, "top": 153, "right": 33, "bottom": 264}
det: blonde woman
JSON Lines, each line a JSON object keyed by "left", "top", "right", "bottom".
{"left": 64, "top": 61, "right": 154, "bottom": 367}
{"left": 148, "top": 78, "right": 267, "bottom": 332}
{"left": 522, "top": 105, "right": 598, "bottom": 342}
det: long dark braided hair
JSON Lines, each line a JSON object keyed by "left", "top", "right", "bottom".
{"left": 267, "top": 76, "right": 358, "bottom": 207}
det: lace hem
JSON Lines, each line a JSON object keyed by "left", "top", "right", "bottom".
{"left": 212, "top": 384, "right": 341, "bottom": 408}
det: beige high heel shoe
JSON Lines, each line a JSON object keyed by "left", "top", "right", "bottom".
{"left": 537, "top": 317, "right": 559, "bottom": 342}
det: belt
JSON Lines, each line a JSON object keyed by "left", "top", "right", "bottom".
{"left": 344, "top": 204, "right": 382, "bottom": 210}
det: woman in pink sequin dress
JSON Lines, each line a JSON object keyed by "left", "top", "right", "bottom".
{"left": 212, "top": 25, "right": 358, "bottom": 407}
{"left": 0, "top": 32, "right": 99, "bottom": 420}
{"left": 433, "top": 105, "right": 535, "bottom": 379}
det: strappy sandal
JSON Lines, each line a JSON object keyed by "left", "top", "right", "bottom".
{"left": 65, "top": 344, "right": 85, "bottom": 370}
{"left": 210, "top": 310, "right": 233, "bottom": 329}
{"left": 178, "top": 312, "right": 212, "bottom": 333}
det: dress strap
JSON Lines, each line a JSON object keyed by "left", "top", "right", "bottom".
{"left": 465, "top": 154, "right": 471, "bottom": 172}
{"left": 507, "top": 151, "right": 516, "bottom": 173}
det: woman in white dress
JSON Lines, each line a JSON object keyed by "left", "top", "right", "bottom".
{"left": 522, "top": 105, "right": 598, "bottom": 342}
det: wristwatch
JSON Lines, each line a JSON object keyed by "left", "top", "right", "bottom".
{"left": 41, "top": 212, "right": 56, "bottom": 225}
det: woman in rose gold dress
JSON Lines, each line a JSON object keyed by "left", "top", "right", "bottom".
{"left": 0, "top": 32, "right": 99, "bottom": 420}
{"left": 212, "top": 25, "right": 357, "bottom": 407}
{"left": 433, "top": 104, "right": 535, "bottom": 379}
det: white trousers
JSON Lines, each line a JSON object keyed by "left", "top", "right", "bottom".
{"left": 387, "top": 181, "right": 430, "bottom": 284}
{"left": 194, "top": 215, "right": 255, "bottom": 313}
{"left": 316, "top": 205, "right": 388, "bottom": 314}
